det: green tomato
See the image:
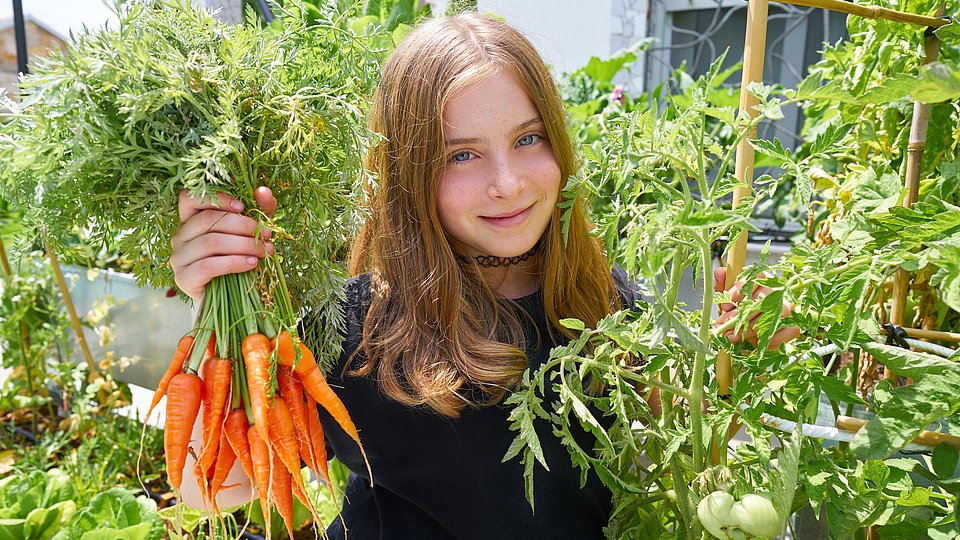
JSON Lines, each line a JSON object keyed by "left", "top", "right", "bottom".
{"left": 697, "top": 491, "right": 782, "bottom": 540}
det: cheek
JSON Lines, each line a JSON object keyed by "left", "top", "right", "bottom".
{"left": 435, "top": 175, "right": 468, "bottom": 233}
{"left": 531, "top": 151, "right": 562, "bottom": 199}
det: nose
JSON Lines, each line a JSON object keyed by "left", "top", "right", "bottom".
{"left": 487, "top": 155, "right": 522, "bottom": 199}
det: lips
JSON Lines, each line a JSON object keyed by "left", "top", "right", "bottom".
{"left": 480, "top": 204, "right": 533, "bottom": 227}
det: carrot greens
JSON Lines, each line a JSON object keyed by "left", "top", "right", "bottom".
{"left": 0, "top": 1, "right": 380, "bottom": 532}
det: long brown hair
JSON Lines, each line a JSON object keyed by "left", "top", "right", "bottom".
{"left": 349, "top": 13, "right": 617, "bottom": 417}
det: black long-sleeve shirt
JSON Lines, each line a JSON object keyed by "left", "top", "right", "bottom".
{"left": 308, "top": 268, "right": 641, "bottom": 540}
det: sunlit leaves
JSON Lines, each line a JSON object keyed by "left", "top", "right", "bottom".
{"left": 914, "top": 63, "right": 960, "bottom": 102}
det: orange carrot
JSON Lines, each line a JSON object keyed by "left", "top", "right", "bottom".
{"left": 247, "top": 422, "right": 272, "bottom": 529}
{"left": 164, "top": 372, "right": 203, "bottom": 491}
{"left": 291, "top": 476, "right": 311, "bottom": 515}
{"left": 242, "top": 333, "right": 273, "bottom": 444}
{"left": 305, "top": 394, "right": 334, "bottom": 494}
{"left": 192, "top": 358, "right": 216, "bottom": 500}
{"left": 198, "top": 357, "right": 232, "bottom": 480}
{"left": 267, "top": 398, "right": 310, "bottom": 501}
{"left": 277, "top": 367, "right": 316, "bottom": 472}
{"left": 224, "top": 409, "right": 254, "bottom": 482}
{"left": 209, "top": 428, "right": 238, "bottom": 509}
{"left": 270, "top": 450, "right": 295, "bottom": 539}
{"left": 147, "top": 335, "right": 193, "bottom": 419}
{"left": 274, "top": 331, "right": 372, "bottom": 481}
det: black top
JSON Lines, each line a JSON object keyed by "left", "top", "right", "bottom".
{"left": 307, "top": 268, "right": 641, "bottom": 540}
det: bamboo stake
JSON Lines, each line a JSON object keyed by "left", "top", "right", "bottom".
{"left": 720, "top": 0, "right": 769, "bottom": 402}
{"left": 46, "top": 240, "right": 100, "bottom": 380}
{"left": 712, "top": 0, "right": 771, "bottom": 466}
{"left": 881, "top": 325, "right": 960, "bottom": 344}
{"left": 837, "top": 415, "right": 960, "bottom": 449}
{"left": 770, "top": 0, "right": 949, "bottom": 28}
{"left": 886, "top": 8, "right": 943, "bottom": 382}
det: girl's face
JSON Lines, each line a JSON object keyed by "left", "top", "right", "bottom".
{"left": 437, "top": 70, "right": 561, "bottom": 259}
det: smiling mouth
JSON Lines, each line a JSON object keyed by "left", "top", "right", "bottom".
{"left": 481, "top": 204, "right": 533, "bottom": 226}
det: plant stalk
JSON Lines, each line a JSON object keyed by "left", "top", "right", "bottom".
{"left": 45, "top": 240, "right": 99, "bottom": 381}
{"left": 688, "top": 236, "right": 715, "bottom": 473}
{"left": 886, "top": 5, "right": 942, "bottom": 382}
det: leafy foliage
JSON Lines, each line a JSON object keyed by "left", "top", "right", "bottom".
{"left": 0, "top": 0, "right": 380, "bottom": 361}
{"left": 507, "top": 14, "right": 960, "bottom": 536}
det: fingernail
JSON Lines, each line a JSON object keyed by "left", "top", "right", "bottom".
{"left": 246, "top": 256, "right": 258, "bottom": 265}
{"left": 265, "top": 242, "right": 274, "bottom": 254}
{"left": 262, "top": 229, "right": 272, "bottom": 240}
{"left": 232, "top": 200, "right": 243, "bottom": 211}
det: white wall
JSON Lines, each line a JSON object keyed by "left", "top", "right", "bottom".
{"left": 475, "top": 0, "right": 614, "bottom": 76}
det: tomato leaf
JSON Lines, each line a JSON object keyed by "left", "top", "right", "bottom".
{"left": 914, "top": 63, "right": 960, "bottom": 103}
{"left": 931, "top": 443, "right": 959, "bottom": 480}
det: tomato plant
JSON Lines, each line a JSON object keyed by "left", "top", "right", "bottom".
{"left": 509, "top": 6, "right": 960, "bottom": 538}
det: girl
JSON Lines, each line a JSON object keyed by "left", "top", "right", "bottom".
{"left": 171, "top": 12, "right": 791, "bottom": 539}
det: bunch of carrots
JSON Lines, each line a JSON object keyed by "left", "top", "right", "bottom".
{"left": 145, "top": 254, "right": 371, "bottom": 537}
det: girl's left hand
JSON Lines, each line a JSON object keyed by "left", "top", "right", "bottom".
{"left": 713, "top": 268, "right": 800, "bottom": 349}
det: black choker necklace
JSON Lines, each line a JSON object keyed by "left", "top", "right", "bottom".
{"left": 456, "top": 240, "right": 544, "bottom": 268}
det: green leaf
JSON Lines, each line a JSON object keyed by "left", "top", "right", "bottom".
{"left": 852, "top": 167, "right": 901, "bottom": 214}
{"left": 579, "top": 51, "right": 637, "bottom": 85}
{"left": 385, "top": 0, "right": 415, "bottom": 30}
{"left": 560, "top": 384, "right": 614, "bottom": 452}
{"left": 809, "top": 123, "right": 853, "bottom": 156}
{"left": 752, "top": 288, "right": 785, "bottom": 352}
{"left": 750, "top": 138, "right": 792, "bottom": 165}
{"left": 931, "top": 443, "right": 959, "bottom": 480}
{"left": 860, "top": 342, "right": 957, "bottom": 379}
{"left": 503, "top": 392, "right": 549, "bottom": 470}
{"left": 930, "top": 245, "right": 960, "bottom": 313}
{"left": 78, "top": 522, "right": 154, "bottom": 540}
{"left": 895, "top": 487, "right": 932, "bottom": 507}
{"left": 863, "top": 459, "right": 890, "bottom": 487}
{"left": 349, "top": 15, "right": 381, "bottom": 35}
{"left": 913, "top": 63, "right": 960, "bottom": 103}
{"left": 811, "top": 370, "right": 867, "bottom": 406}
{"left": 61, "top": 489, "right": 163, "bottom": 540}
{"left": 560, "top": 318, "right": 586, "bottom": 331}
{"left": 392, "top": 23, "right": 413, "bottom": 45}
{"left": 935, "top": 22, "right": 960, "bottom": 44}
{"left": 770, "top": 426, "right": 801, "bottom": 529}
{"left": 859, "top": 74, "right": 918, "bottom": 103}
{"left": 849, "top": 370, "right": 960, "bottom": 459}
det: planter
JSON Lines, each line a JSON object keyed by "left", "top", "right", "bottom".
{"left": 62, "top": 266, "right": 193, "bottom": 391}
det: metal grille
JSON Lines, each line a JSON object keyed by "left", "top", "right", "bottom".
{"left": 645, "top": 0, "right": 849, "bottom": 146}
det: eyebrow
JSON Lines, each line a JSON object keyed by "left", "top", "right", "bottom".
{"left": 444, "top": 117, "right": 545, "bottom": 147}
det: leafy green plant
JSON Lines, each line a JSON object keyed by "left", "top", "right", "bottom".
{"left": 0, "top": 253, "right": 70, "bottom": 432}
{"left": 51, "top": 488, "right": 164, "bottom": 540}
{"left": 0, "top": 468, "right": 78, "bottom": 540}
{"left": 0, "top": 0, "right": 380, "bottom": 361}
{"left": 507, "top": 37, "right": 960, "bottom": 536}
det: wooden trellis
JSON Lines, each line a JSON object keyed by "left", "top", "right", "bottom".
{"left": 717, "top": 0, "right": 955, "bottom": 459}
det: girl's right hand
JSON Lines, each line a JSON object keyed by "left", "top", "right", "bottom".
{"left": 169, "top": 187, "right": 277, "bottom": 301}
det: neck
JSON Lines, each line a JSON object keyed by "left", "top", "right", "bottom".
{"left": 479, "top": 257, "right": 542, "bottom": 299}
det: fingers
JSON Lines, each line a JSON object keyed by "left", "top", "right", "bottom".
{"left": 171, "top": 187, "right": 277, "bottom": 301}
{"left": 179, "top": 189, "right": 244, "bottom": 225}
{"left": 173, "top": 209, "right": 271, "bottom": 247}
{"left": 174, "top": 255, "right": 258, "bottom": 297}
{"left": 171, "top": 229, "right": 274, "bottom": 269}
{"left": 253, "top": 186, "right": 277, "bottom": 218}
{"left": 713, "top": 267, "right": 726, "bottom": 293}
{"left": 768, "top": 326, "right": 801, "bottom": 350}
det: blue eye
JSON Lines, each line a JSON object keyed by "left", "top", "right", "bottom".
{"left": 517, "top": 134, "right": 540, "bottom": 146}
{"left": 450, "top": 150, "right": 473, "bottom": 163}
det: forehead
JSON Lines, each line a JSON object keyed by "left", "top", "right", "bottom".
{"left": 442, "top": 70, "right": 541, "bottom": 138}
